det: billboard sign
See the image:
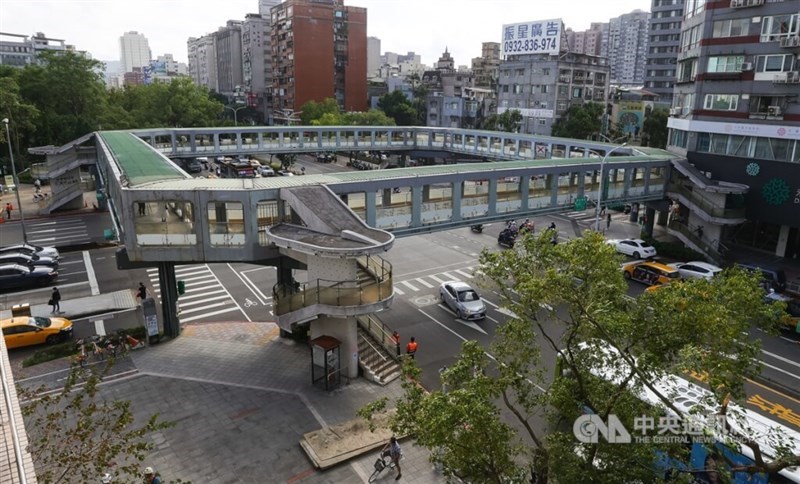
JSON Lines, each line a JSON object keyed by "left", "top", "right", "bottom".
{"left": 501, "top": 19, "right": 562, "bottom": 57}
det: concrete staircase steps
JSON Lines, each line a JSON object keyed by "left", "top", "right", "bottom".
{"left": 356, "top": 327, "right": 401, "bottom": 386}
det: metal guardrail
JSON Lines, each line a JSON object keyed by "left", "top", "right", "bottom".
{"left": 0, "top": 341, "right": 29, "bottom": 484}
{"left": 667, "top": 220, "right": 725, "bottom": 263}
{"left": 357, "top": 314, "right": 400, "bottom": 361}
{"left": 666, "top": 183, "right": 745, "bottom": 219}
{"left": 272, "top": 256, "right": 393, "bottom": 315}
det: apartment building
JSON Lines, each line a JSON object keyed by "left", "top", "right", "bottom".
{"left": 471, "top": 42, "right": 501, "bottom": 88}
{"left": 270, "top": 0, "right": 367, "bottom": 116}
{"left": 368, "top": 37, "right": 381, "bottom": 78}
{"left": 0, "top": 32, "right": 74, "bottom": 67}
{"left": 215, "top": 21, "right": 244, "bottom": 98}
{"left": 187, "top": 35, "right": 218, "bottom": 92}
{"left": 602, "top": 10, "right": 650, "bottom": 87}
{"left": 667, "top": 0, "right": 800, "bottom": 259}
{"left": 644, "top": 0, "right": 685, "bottom": 102}
{"left": 120, "top": 31, "right": 151, "bottom": 74}
{"left": 566, "top": 23, "right": 606, "bottom": 56}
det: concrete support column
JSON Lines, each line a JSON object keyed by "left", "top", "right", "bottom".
{"left": 213, "top": 134, "right": 220, "bottom": 152}
{"left": 656, "top": 209, "right": 668, "bottom": 227}
{"left": 577, "top": 170, "right": 585, "bottom": 199}
{"left": 776, "top": 224, "right": 790, "bottom": 257}
{"left": 548, "top": 174, "right": 558, "bottom": 207}
{"left": 189, "top": 134, "right": 197, "bottom": 152}
{"left": 365, "top": 191, "right": 377, "bottom": 226}
{"left": 520, "top": 176, "right": 530, "bottom": 210}
{"left": 452, "top": 181, "right": 463, "bottom": 221}
{"left": 422, "top": 185, "right": 431, "bottom": 202}
{"left": 157, "top": 262, "right": 180, "bottom": 338}
{"left": 381, "top": 188, "right": 392, "bottom": 207}
{"left": 236, "top": 133, "right": 242, "bottom": 150}
{"left": 623, "top": 167, "right": 633, "bottom": 197}
{"left": 309, "top": 316, "right": 359, "bottom": 381}
{"left": 170, "top": 133, "right": 177, "bottom": 154}
{"left": 488, "top": 179, "right": 497, "bottom": 215}
{"left": 629, "top": 203, "right": 640, "bottom": 223}
{"left": 257, "top": 132, "right": 263, "bottom": 149}
{"left": 643, "top": 207, "right": 656, "bottom": 237}
{"left": 411, "top": 185, "right": 422, "bottom": 227}
{"left": 643, "top": 167, "right": 652, "bottom": 194}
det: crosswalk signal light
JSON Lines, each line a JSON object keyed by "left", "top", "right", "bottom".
{"left": 177, "top": 280, "right": 186, "bottom": 295}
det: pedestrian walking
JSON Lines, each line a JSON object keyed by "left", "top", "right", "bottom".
{"left": 406, "top": 337, "right": 418, "bottom": 359}
{"left": 5, "top": 202, "right": 12, "bottom": 220}
{"left": 606, "top": 213, "right": 612, "bottom": 229}
{"left": 380, "top": 436, "right": 403, "bottom": 480}
{"left": 136, "top": 282, "right": 148, "bottom": 301}
{"left": 392, "top": 330, "right": 400, "bottom": 357}
{"left": 138, "top": 202, "right": 146, "bottom": 216}
{"left": 34, "top": 178, "right": 41, "bottom": 189}
{"left": 143, "top": 467, "right": 162, "bottom": 484}
{"left": 49, "top": 287, "right": 61, "bottom": 314}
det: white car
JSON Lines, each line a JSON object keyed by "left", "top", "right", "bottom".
{"left": 607, "top": 239, "right": 656, "bottom": 259}
{"left": 668, "top": 261, "right": 722, "bottom": 280}
{"left": 439, "top": 281, "right": 486, "bottom": 320}
{"left": 0, "top": 244, "right": 60, "bottom": 260}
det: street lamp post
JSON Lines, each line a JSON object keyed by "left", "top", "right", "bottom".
{"left": 593, "top": 142, "right": 628, "bottom": 232}
{"left": 223, "top": 104, "right": 247, "bottom": 126}
{"left": 2, "top": 118, "right": 27, "bottom": 243}
{"left": 274, "top": 109, "right": 302, "bottom": 126}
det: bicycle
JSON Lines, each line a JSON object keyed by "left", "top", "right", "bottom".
{"left": 367, "top": 453, "right": 394, "bottom": 482}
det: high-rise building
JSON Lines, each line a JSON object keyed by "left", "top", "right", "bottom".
{"left": 644, "top": 0, "right": 684, "bottom": 102}
{"left": 471, "top": 41, "right": 500, "bottom": 88}
{"left": 215, "top": 21, "right": 244, "bottom": 98}
{"left": 187, "top": 34, "right": 218, "bottom": 92}
{"left": 258, "top": 0, "right": 281, "bottom": 16}
{"left": 602, "top": 10, "right": 650, "bottom": 86}
{"left": 242, "top": 13, "right": 270, "bottom": 117}
{"left": 119, "top": 31, "right": 151, "bottom": 73}
{"left": 367, "top": 36, "right": 381, "bottom": 78}
{"left": 270, "top": 0, "right": 367, "bottom": 116}
{"left": 666, "top": 0, "right": 800, "bottom": 260}
{"left": 566, "top": 23, "right": 606, "bottom": 56}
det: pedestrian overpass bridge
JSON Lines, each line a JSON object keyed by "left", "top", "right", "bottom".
{"left": 41, "top": 125, "right": 686, "bottom": 379}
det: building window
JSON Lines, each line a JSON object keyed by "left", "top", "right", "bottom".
{"left": 557, "top": 101, "right": 568, "bottom": 112}
{"left": 503, "top": 85, "right": 509, "bottom": 93}
{"left": 674, "top": 92, "right": 695, "bottom": 115}
{"left": 712, "top": 18, "right": 750, "bottom": 38}
{"left": 760, "top": 14, "right": 800, "bottom": 42}
{"left": 668, "top": 129, "right": 688, "bottom": 149}
{"left": 703, "top": 94, "right": 738, "bottom": 111}
{"left": 515, "top": 68, "right": 525, "bottom": 76}
{"left": 706, "top": 55, "right": 744, "bottom": 73}
{"left": 681, "top": 25, "right": 702, "bottom": 51}
{"left": 749, "top": 96, "right": 787, "bottom": 115}
{"left": 513, "top": 84, "right": 523, "bottom": 94}
{"left": 677, "top": 59, "right": 697, "bottom": 81}
{"left": 541, "top": 85, "right": 549, "bottom": 94}
{"left": 684, "top": 0, "right": 705, "bottom": 19}
{"left": 542, "top": 68, "right": 550, "bottom": 76}
{"left": 755, "top": 54, "right": 795, "bottom": 73}
{"left": 572, "top": 87, "right": 582, "bottom": 98}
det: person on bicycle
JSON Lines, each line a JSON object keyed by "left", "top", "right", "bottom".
{"left": 381, "top": 436, "right": 402, "bottom": 480}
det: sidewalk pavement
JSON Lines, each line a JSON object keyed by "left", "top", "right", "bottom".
{"left": 1, "top": 182, "right": 98, "bottom": 222}
{"left": 0, "top": 289, "right": 137, "bottom": 319}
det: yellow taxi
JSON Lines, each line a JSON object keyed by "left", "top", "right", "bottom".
{"left": 623, "top": 261, "right": 681, "bottom": 286}
{"left": 1, "top": 316, "right": 74, "bottom": 349}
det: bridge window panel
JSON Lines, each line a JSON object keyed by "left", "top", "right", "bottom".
{"left": 302, "top": 130, "right": 318, "bottom": 147}
{"left": 528, "top": 175, "right": 550, "bottom": 208}
{"left": 496, "top": 177, "right": 522, "bottom": 213}
{"left": 430, "top": 131, "right": 445, "bottom": 148}
{"left": 342, "top": 130, "right": 356, "bottom": 146}
{"left": 649, "top": 167, "right": 666, "bottom": 194}
{"left": 607, "top": 169, "right": 626, "bottom": 200}
{"left": 219, "top": 133, "right": 236, "bottom": 150}
{"left": 374, "top": 130, "right": 390, "bottom": 147}
{"left": 241, "top": 131, "right": 259, "bottom": 147}
{"left": 461, "top": 180, "right": 490, "bottom": 219}
{"left": 534, "top": 143, "right": 549, "bottom": 159}
{"left": 453, "top": 133, "right": 464, "bottom": 147}
{"left": 421, "top": 183, "right": 453, "bottom": 224}
{"left": 556, "top": 172, "right": 577, "bottom": 206}
{"left": 519, "top": 140, "right": 533, "bottom": 158}
{"left": 153, "top": 134, "right": 171, "bottom": 150}
{"left": 629, "top": 168, "right": 646, "bottom": 197}
{"left": 503, "top": 138, "right": 517, "bottom": 156}
{"left": 552, "top": 144, "right": 567, "bottom": 158}
{"left": 284, "top": 131, "right": 300, "bottom": 147}
{"left": 390, "top": 130, "right": 406, "bottom": 145}
{"left": 346, "top": 191, "right": 366, "bottom": 221}
{"left": 134, "top": 201, "right": 197, "bottom": 247}
{"left": 320, "top": 130, "right": 337, "bottom": 147}
{"left": 263, "top": 131, "right": 280, "bottom": 146}
{"left": 375, "top": 186, "right": 411, "bottom": 229}
{"left": 257, "top": 200, "right": 289, "bottom": 246}
{"left": 207, "top": 202, "right": 246, "bottom": 246}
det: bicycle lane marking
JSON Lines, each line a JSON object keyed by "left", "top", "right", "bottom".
{"left": 200, "top": 263, "right": 251, "bottom": 322}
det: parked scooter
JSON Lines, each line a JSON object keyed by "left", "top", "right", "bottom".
{"left": 470, "top": 224, "right": 484, "bottom": 233}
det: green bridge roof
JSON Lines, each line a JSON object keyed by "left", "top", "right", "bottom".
{"left": 99, "top": 131, "right": 187, "bottom": 186}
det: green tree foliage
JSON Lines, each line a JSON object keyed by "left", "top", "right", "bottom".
{"left": 18, "top": 51, "right": 107, "bottom": 147}
{"left": 377, "top": 90, "right": 417, "bottom": 126}
{"left": 481, "top": 109, "right": 523, "bottom": 132}
{"left": 299, "top": 98, "right": 340, "bottom": 125}
{"left": 19, "top": 362, "right": 173, "bottom": 483}
{"left": 642, "top": 108, "right": 669, "bottom": 149}
{"left": 310, "top": 109, "right": 395, "bottom": 126}
{"left": 551, "top": 102, "right": 604, "bottom": 139}
{"left": 105, "top": 78, "right": 223, "bottom": 129}
{"left": 0, "top": 72, "right": 40, "bottom": 157}
{"left": 363, "top": 232, "right": 791, "bottom": 482}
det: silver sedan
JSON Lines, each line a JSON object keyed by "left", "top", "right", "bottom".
{"left": 439, "top": 281, "right": 486, "bottom": 320}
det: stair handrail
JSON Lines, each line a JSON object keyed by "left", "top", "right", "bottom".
{"left": 358, "top": 332, "right": 389, "bottom": 365}
{"left": 357, "top": 314, "right": 400, "bottom": 361}
{"left": 667, "top": 220, "right": 725, "bottom": 263}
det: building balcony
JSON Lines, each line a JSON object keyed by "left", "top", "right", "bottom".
{"left": 729, "top": 0, "right": 763, "bottom": 7}
{"left": 773, "top": 71, "right": 800, "bottom": 84}
{"left": 779, "top": 36, "right": 800, "bottom": 48}
{"left": 272, "top": 256, "right": 394, "bottom": 328}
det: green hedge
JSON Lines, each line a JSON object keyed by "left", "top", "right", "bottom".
{"left": 23, "top": 341, "right": 79, "bottom": 367}
{"left": 643, "top": 236, "right": 708, "bottom": 262}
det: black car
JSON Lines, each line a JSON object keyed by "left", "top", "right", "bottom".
{"left": 0, "top": 264, "right": 58, "bottom": 292}
{"left": 0, "top": 252, "right": 59, "bottom": 269}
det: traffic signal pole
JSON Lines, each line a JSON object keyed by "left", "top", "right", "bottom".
{"left": 157, "top": 261, "right": 181, "bottom": 338}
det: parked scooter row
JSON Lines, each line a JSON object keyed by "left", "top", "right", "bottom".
{"left": 347, "top": 159, "right": 377, "bottom": 170}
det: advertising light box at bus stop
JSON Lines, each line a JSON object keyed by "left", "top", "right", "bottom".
{"left": 501, "top": 19, "right": 562, "bottom": 57}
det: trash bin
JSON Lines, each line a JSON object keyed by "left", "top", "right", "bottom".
{"left": 11, "top": 304, "right": 31, "bottom": 317}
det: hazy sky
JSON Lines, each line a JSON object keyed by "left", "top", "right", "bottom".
{"left": 1, "top": 0, "right": 650, "bottom": 66}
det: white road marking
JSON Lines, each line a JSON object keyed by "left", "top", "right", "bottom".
{"left": 400, "top": 280, "right": 419, "bottom": 291}
{"left": 229, "top": 263, "right": 270, "bottom": 304}
{"left": 428, "top": 274, "right": 446, "bottom": 284}
{"left": 440, "top": 272, "right": 458, "bottom": 280}
{"left": 178, "top": 301, "right": 231, "bottom": 315}
{"left": 94, "top": 320, "right": 106, "bottom": 336}
{"left": 177, "top": 294, "right": 231, "bottom": 307}
{"left": 454, "top": 269, "right": 473, "bottom": 279}
{"left": 415, "top": 278, "right": 434, "bottom": 288}
{"left": 181, "top": 306, "right": 241, "bottom": 323}
{"left": 393, "top": 286, "right": 405, "bottom": 296}
{"left": 760, "top": 349, "right": 800, "bottom": 370}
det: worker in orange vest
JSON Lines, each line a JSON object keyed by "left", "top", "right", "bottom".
{"left": 406, "top": 337, "right": 418, "bottom": 359}
{"left": 391, "top": 331, "right": 400, "bottom": 357}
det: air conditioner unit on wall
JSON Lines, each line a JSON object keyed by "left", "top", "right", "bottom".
{"left": 780, "top": 36, "right": 800, "bottom": 48}
{"left": 767, "top": 105, "right": 782, "bottom": 116}
{"left": 669, "top": 107, "right": 681, "bottom": 116}
{"left": 740, "top": 62, "right": 754, "bottom": 71}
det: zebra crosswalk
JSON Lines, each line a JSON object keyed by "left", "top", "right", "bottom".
{"left": 26, "top": 216, "right": 91, "bottom": 246}
{"left": 393, "top": 267, "right": 477, "bottom": 296}
{"left": 146, "top": 264, "right": 243, "bottom": 323}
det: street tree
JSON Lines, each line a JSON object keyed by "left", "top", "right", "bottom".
{"left": 377, "top": 90, "right": 417, "bottom": 126}
{"left": 481, "top": 109, "right": 523, "bottom": 132}
{"left": 19, "top": 362, "right": 173, "bottom": 483}
{"left": 551, "top": 102, "right": 604, "bottom": 139}
{"left": 642, "top": 108, "right": 669, "bottom": 149}
{"left": 0, "top": 73, "right": 40, "bottom": 159}
{"left": 362, "top": 231, "right": 791, "bottom": 482}
{"left": 310, "top": 109, "right": 395, "bottom": 126}
{"left": 299, "top": 98, "right": 340, "bottom": 125}
{"left": 18, "top": 51, "right": 107, "bottom": 147}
